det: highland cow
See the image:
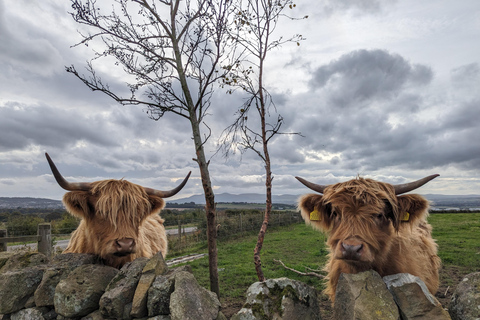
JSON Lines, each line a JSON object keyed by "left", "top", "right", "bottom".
{"left": 46, "top": 153, "right": 190, "bottom": 268}
{"left": 296, "top": 174, "right": 441, "bottom": 302}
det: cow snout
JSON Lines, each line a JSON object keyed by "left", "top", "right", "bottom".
{"left": 114, "top": 238, "right": 136, "bottom": 256}
{"left": 341, "top": 240, "right": 363, "bottom": 260}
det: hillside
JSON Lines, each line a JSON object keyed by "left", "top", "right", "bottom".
{"left": 1, "top": 193, "right": 479, "bottom": 210}
{"left": 0, "top": 197, "right": 64, "bottom": 209}
{"left": 169, "top": 193, "right": 480, "bottom": 209}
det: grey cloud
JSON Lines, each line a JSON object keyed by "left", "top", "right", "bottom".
{"left": 451, "top": 62, "right": 480, "bottom": 85}
{"left": 281, "top": 49, "right": 479, "bottom": 174}
{"left": 0, "top": 102, "right": 121, "bottom": 152}
{"left": 441, "top": 99, "right": 479, "bottom": 130}
{"left": 321, "top": 0, "right": 398, "bottom": 16}
{"left": 0, "top": 2, "right": 65, "bottom": 77}
{"left": 309, "top": 49, "right": 433, "bottom": 109}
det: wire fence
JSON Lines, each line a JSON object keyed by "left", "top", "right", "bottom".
{"left": 168, "top": 211, "right": 302, "bottom": 255}
{"left": 1, "top": 210, "right": 303, "bottom": 256}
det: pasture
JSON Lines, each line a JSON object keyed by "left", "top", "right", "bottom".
{"left": 177, "top": 212, "right": 480, "bottom": 318}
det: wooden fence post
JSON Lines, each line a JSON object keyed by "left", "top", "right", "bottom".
{"left": 37, "top": 223, "right": 52, "bottom": 257}
{"left": 0, "top": 229, "right": 7, "bottom": 252}
{"left": 178, "top": 219, "right": 182, "bottom": 239}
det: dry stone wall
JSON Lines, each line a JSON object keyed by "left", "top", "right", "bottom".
{"left": 0, "top": 251, "right": 224, "bottom": 320}
{"left": 1, "top": 250, "right": 479, "bottom": 320}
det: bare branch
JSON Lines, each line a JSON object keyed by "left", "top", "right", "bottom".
{"left": 273, "top": 259, "right": 326, "bottom": 279}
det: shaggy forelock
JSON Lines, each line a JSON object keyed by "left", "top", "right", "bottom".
{"left": 322, "top": 177, "right": 402, "bottom": 251}
{"left": 325, "top": 178, "right": 400, "bottom": 226}
{"left": 91, "top": 179, "right": 151, "bottom": 230}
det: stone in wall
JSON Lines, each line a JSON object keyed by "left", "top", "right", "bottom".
{"left": 130, "top": 251, "right": 169, "bottom": 318}
{"left": 0, "top": 252, "right": 48, "bottom": 315}
{"left": 35, "top": 253, "right": 99, "bottom": 307}
{"left": 99, "top": 257, "right": 149, "bottom": 319}
{"left": 54, "top": 264, "right": 119, "bottom": 318}
{"left": 231, "top": 277, "right": 320, "bottom": 320}
{"left": 170, "top": 270, "right": 224, "bottom": 320}
{"left": 449, "top": 272, "right": 480, "bottom": 320}
{"left": 384, "top": 273, "right": 451, "bottom": 320}
{"left": 334, "top": 270, "right": 400, "bottom": 320}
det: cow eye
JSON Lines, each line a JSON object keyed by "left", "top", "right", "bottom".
{"left": 332, "top": 211, "right": 341, "bottom": 221}
{"left": 375, "top": 214, "right": 384, "bottom": 221}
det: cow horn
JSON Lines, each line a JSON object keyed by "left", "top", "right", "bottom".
{"left": 295, "top": 176, "right": 328, "bottom": 194}
{"left": 393, "top": 174, "right": 440, "bottom": 195}
{"left": 45, "top": 153, "right": 93, "bottom": 191}
{"left": 144, "top": 171, "right": 192, "bottom": 198}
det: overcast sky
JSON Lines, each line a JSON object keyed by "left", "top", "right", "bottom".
{"left": 0, "top": 0, "right": 479, "bottom": 201}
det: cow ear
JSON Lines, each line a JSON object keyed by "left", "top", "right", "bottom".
{"left": 148, "top": 195, "right": 166, "bottom": 216}
{"left": 396, "top": 194, "right": 430, "bottom": 226}
{"left": 297, "top": 194, "right": 333, "bottom": 232}
{"left": 63, "top": 192, "right": 93, "bottom": 219}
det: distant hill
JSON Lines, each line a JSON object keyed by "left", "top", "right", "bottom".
{"left": 170, "top": 193, "right": 480, "bottom": 209}
{"left": 170, "top": 193, "right": 300, "bottom": 205}
{"left": 0, "top": 197, "right": 64, "bottom": 209}
{"left": 1, "top": 193, "right": 479, "bottom": 210}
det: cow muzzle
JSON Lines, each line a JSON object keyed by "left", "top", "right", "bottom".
{"left": 340, "top": 238, "right": 364, "bottom": 260}
{"left": 114, "top": 238, "right": 136, "bottom": 257}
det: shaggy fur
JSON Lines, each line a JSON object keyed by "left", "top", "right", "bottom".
{"left": 298, "top": 177, "right": 441, "bottom": 302}
{"left": 62, "top": 179, "right": 167, "bottom": 268}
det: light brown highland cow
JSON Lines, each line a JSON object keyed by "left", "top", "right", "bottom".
{"left": 46, "top": 153, "right": 190, "bottom": 268}
{"left": 296, "top": 174, "right": 441, "bottom": 302}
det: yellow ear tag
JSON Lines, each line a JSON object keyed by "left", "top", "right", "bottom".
{"left": 401, "top": 212, "right": 410, "bottom": 222}
{"left": 310, "top": 209, "right": 321, "bottom": 221}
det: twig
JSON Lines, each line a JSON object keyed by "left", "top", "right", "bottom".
{"left": 273, "top": 259, "right": 325, "bottom": 279}
{"left": 305, "top": 266, "right": 324, "bottom": 273}
{"left": 444, "top": 286, "right": 449, "bottom": 297}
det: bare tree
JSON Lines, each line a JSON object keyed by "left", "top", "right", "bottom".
{"left": 219, "top": 0, "right": 306, "bottom": 281}
{"left": 66, "top": 0, "right": 237, "bottom": 296}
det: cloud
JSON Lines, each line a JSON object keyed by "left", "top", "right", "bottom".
{"left": 277, "top": 49, "right": 480, "bottom": 176}
{"left": 319, "top": 0, "right": 398, "bottom": 16}
{"left": 308, "top": 49, "right": 433, "bottom": 108}
{"left": 451, "top": 62, "right": 480, "bottom": 86}
{"left": 0, "top": 102, "right": 120, "bottom": 152}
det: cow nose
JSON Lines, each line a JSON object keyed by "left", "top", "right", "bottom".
{"left": 115, "top": 238, "right": 135, "bottom": 254}
{"left": 341, "top": 242, "right": 363, "bottom": 259}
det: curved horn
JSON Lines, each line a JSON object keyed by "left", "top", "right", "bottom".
{"left": 144, "top": 171, "right": 192, "bottom": 198}
{"left": 393, "top": 174, "right": 440, "bottom": 195}
{"left": 295, "top": 176, "right": 328, "bottom": 194}
{"left": 45, "top": 153, "right": 92, "bottom": 191}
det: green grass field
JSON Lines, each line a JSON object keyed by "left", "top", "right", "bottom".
{"left": 178, "top": 212, "right": 480, "bottom": 314}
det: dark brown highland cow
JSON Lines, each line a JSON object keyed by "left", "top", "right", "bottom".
{"left": 296, "top": 174, "right": 441, "bottom": 302}
{"left": 46, "top": 153, "right": 190, "bottom": 268}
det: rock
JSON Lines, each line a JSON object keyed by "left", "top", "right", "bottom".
{"left": 333, "top": 270, "right": 400, "bottom": 320}
{"left": 231, "top": 277, "right": 320, "bottom": 320}
{"left": 80, "top": 309, "right": 107, "bottom": 320}
{"left": 0, "top": 266, "right": 45, "bottom": 314}
{"left": 54, "top": 264, "right": 119, "bottom": 318}
{"left": 35, "top": 253, "right": 98, "bottom": 307}
{"left": 384, "top": 273, "right": 451, "bottom": 319}
{"left": 10, "top": 307, "right": 45, "bottom": 320}
{"left": 0, "top": 252, "right": 15, "bottom": 271}
{"left": 99, "top": 257, "right": 149, "bottom": 319}
{"left": 146, "top": 316, "right": 172, "bottom": 320}
{"left": 449, "top": 272, "right": 480, "bottom": 320}
{"left": 0, "top": 252, "right": 48, "bottom": 273}
{"left": 147, "top": 265, "right": 194, "bottom": 317}
{"left": 42, "top": 309, "right": 58, "bottom": 320}
{"left": 147, "top": 274, "right": 175, "bottom": 316}
{"left": 170, "top": 271, "right": 221, "bottom": 320}
{"left": 130, "top": 252, "right": 169, "bottom": 318}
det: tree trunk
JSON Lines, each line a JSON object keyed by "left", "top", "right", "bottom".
{"left": 172, "top": 32, "right": 220, "bottom": 297}
{"left": 253, "top": 80, "right": 272, "bottom": 282}
{"left": 189, "top": 112, "right": 219, "bottom": 297}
